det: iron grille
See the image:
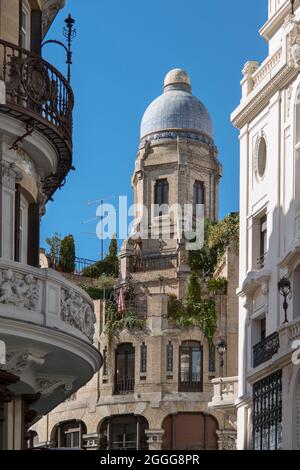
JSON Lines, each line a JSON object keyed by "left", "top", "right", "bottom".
{"left": 253, "top": 370, "right": 282, "bottom": 450}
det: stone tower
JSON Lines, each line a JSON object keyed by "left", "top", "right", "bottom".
{"left": 121, "top": 69, "right": 222, "bottom": 298}
{"left": 32, "top": 69, "right": 238, "bottom": 451}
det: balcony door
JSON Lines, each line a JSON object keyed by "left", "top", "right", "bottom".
{"left": 179, "top": 341, "right": 203, "bottom": 392}
{"left": 115, "top": 344, "right": 135, "bottom": 394}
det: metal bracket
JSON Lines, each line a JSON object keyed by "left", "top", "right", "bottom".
{"left": 9, "top": 120, "right": 35, "bottom": 151}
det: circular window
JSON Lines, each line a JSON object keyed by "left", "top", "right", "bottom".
{"left": 256, "top": 137, "right": 267, "bottom": 180}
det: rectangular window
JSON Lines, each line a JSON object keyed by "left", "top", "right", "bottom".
{"left": 260, "top": 318, "right": 266, "bottom": 341}
{"left": 140, "top": 343, "right": 147, "bottom": 373}
{"left": 166, "top": 342, "right": 173, "bottom": 372}
{"left": 103, "top": 347, "right": 108, "bottom": 376}
{"left": 253, "top": 370, "right": 282, "bottom": 450}
{"left": 258, "top": 215, "right": 267, "bottom": 268}
{"left": 154, "top": 179, "right": 169, "bottom": 216}
{"left": 20, "top": 1, "right": 31, "bottom": 50}
{"left": 179, "top": 342, "right": 203, "bottom": 392}
{"left": 208, "top": 344, "right": 216, "bottom": 372}
{"left": 193, "top": 181, "right": 205, "bottom": 216}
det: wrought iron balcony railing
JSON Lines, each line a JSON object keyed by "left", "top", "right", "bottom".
{"left": 179, "top": 373, "right": 203, "bottom": 392}
{"left": 114, "top": 377, "right": 135, "bottom": 395}
{"left": 0, "top": 39, "right": 74, "bottom": 198}
{"left": 253, "top": 332, "right": 280, "bottom": 368}
{"left": 49, "top": 256, "right": 97, "bottom": 276}
{"left": 132, "top": 254, "right": 178, "bottom": 272}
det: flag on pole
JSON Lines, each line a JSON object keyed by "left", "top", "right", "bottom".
{"left": 118, "top": 288, "right": 126, "bottom": 318}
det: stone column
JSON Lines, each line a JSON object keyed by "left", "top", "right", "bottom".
{"left": 146, "top": 429, "right": 165, "bottom": 451}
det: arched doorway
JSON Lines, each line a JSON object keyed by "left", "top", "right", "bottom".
{"left": 53, "top": 420, "right": 87, "bottom": 449}
{"left": 162, "top": 413, "right": 218, "bottom": 450}
{"left": 99, "top": 415, "right": 149, "bottom": 450}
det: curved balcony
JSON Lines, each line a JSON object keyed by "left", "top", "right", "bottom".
{"left": 0, "top": 259, "right": 101, "bottom": 417}
{"left": 0, "top": 39, "right": 74, "bottom": 199}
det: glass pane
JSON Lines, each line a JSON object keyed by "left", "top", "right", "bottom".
{"left": 73, "top": 432, "right": 80, "bottom": 448}
{"left": 180, "top": 350, "right": 190, "bottom": 381}
{"left": 116, "top": 353, "right": 126, "bottom": 378}
{"left": 127, "top": 352, "right": 135, "bottom": 377}
{"left": 192, "top": 349, "right": 201, "bottom": 382}
{"left": 65, "top": 433, "right": 72, "bottom": 448}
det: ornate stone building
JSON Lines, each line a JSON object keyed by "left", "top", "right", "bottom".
{"left": 33, "top": 69, "right": 239, "bottom": 451}
{"left": 0, "top": 0, "right": 101, "bottom": 450}
{"left": 230, "top": 0, "right": 300, "bottom": 450}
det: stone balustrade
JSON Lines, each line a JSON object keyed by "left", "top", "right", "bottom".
{"left": 209, "top": 376, "right": 238, "bottom": 410}
{"left": 0, "top": 258, "right": 96, "bottom": 343}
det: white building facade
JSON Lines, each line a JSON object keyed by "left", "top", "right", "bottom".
{"left": 232, "top": 0, "right": 300, "bottom": 450}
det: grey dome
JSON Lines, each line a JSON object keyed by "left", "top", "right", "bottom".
{"left": 140, "top": 69, "right": 213, "bottom": 142}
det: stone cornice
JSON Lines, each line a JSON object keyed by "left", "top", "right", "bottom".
{"left": 232, "top": 64, "right": 298, "bottom": 129}
{"left": 260, "top": 1, "right": 300, "bottom": 41}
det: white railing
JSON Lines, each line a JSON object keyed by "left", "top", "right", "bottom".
{"left": 252, "top": 48, "right": 282, "bottom": 89}
{"left": 0, "top": 259, "right": 96, "bottom": 342}
{"left": 209, "top": 377, "right": 238, "bottom": 409}
{"left": 289, "top": 318, "right": 300, "bottom": 343}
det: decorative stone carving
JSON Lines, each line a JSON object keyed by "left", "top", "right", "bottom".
{"left": 36, "top": 374, "right": 74, "bottom": 397}
{"left": 0, "top": 161, "right": 23, "bottom": 190}
{"left": 61, "top": 288, "right": 96, "bottom": 341}
{"left": 216, "top": 430, "right": 237, "bottom": 450}
{"left": 0, "top": 268, "right": 40, "bottom": 310}
{"left": 0, "top": 350, "right": 46, "bottom": 376}
{"left": 288, "top": 19, "right": 300, "bottom": 69}
{"left": 42, "top": 0, "right": 66, "bottom": 36}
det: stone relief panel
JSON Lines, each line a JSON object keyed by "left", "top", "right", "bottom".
{"left": 0, "top": 268, "right": 40, "bottom": 310}
{"left": 61, "top": 288, "right": 96, "bottom": 341}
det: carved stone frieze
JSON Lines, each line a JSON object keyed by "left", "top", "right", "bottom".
{"left": 61, "top": 288, "right": 96, "bottom": 341}
{"left": 0, "top": 161, "right": 23, "bottom": 190}
{"left": 288, "top": 18, "right": 300, "bottom": 69}
{"left": 0, "top": 268, "right": 40, "bottom": 310}
{"left": 216, "top": 430, "right": 237, "bottom": 450}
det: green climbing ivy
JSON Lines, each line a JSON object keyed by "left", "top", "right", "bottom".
{"left": 168, "top": 272, "right": 217, "bottom": 344}
{"left": 104, "top": 304, "right": 145, "bottom": 347}
{"left": 189, "top": 212, "right": 239, "bottom": 278}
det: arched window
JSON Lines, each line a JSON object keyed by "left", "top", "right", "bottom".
{"left": 114, "top": 344, "right": 135, "bottom": 395}
{"left": 179, "top": 341, "right": 203, "bottom": 392}
{"left": 99, "top": 415, "right": 149, "bottom": 450}
{"left": 54, "top": 420, "right": 86, "bottom": 449}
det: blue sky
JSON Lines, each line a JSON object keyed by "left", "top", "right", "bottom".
{"left": 41, "top": 0, "right": 268, "bottom": 261}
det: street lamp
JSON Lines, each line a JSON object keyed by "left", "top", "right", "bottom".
{"left": 291, "top": 0, "right": 296, "bottom": 15}
{"left": 216, "top": 338, "right": 227, "bottom": 374}
{"left": 42, "top": 14, "right": 76, "bottom": 83}
{"left": 278, "top": 277, "right": 291, "bottom": 324}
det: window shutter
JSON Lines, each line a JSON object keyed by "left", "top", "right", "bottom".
{"left": 27, "top": 203, "right": 40, "bottom": 267}
{"left": 31, "top": 10, "right": 42, "bottom": 55}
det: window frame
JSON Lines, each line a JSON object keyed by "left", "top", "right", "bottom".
{"left": 178, "top": 341, "right": 203, "bottom": 392}
{"left": 154, "top": 179, "right": 169, "bottom": 216}
{"left": 20, "top": 0, "right": 31, "bottom": 50}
